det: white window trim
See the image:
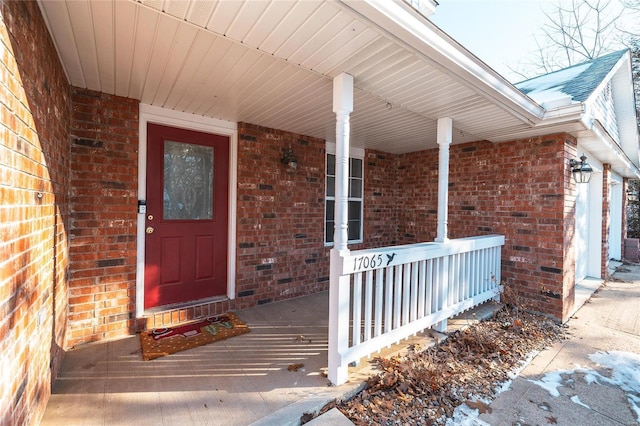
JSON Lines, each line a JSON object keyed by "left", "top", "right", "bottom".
{"left": 325, "top": 143, "right": 365, "bottom": 246}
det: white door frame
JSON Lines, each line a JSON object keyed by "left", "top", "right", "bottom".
{"left": 574, "top": 148, "right": 603, "bottom": 282}
{"left": 609, "top": 173, "right": 623, "bottom": 261}
{"left": 136, "top": 104, "right": 238, "bottom": 317}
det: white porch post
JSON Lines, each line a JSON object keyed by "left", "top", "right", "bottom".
{"left": 435, "top": 117, "right": 452, "bottom": 243}
{"left": 434, "top": 117, "right": 452, "bottom": 332}
{"left": 328, "top": 73, "right": 353, "bottom": 385}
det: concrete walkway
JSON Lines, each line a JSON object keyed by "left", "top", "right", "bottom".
{"left": 478, "top": 264, "right": 640, "bottom": 425}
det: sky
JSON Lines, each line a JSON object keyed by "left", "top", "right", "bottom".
{"left": 429, "top": 0, "right": 634, "bottom": 83}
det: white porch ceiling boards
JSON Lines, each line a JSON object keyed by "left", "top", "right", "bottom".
{"left": 38, "top": 0, "right": 551, "bottom": 153}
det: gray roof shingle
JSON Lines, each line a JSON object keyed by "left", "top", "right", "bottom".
{"left": 515, "top": 49, "right": 628, "bottom": 103}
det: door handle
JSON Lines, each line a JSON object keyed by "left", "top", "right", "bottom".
{"left": 146, "top": 227, "right": 154, "bottom": 234}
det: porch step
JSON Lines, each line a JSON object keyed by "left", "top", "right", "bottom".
{"left": 138, "top": 297, "right": 231, "bottom": 331}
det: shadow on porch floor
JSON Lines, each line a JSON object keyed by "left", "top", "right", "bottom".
{"left": 41, "top": 291, "right": 498, "bottom": 426}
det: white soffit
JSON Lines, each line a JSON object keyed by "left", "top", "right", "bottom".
{"left": 37, "top": 0, "right": 545, "bottom": 153}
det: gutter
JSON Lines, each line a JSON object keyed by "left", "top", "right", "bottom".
{"left": 587, "top": 119, "right": 640, "bottom": 179}
{"left": 337, "top": 0, "right": 545, "bottom": 125}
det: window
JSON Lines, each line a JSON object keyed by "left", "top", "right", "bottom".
{"left": 325, "top": 144, "right": 364, "bottom": 245}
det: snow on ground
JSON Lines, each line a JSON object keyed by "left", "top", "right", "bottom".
{"left": 447, "top": 351, "right": 640, "bottom": 425}
{"left": 528, "top": 351, "right": 640, "bottom": 423}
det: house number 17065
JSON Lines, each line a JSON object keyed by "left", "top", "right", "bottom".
{"left": 351, "top": 252, "right": 396, "bottom": 272}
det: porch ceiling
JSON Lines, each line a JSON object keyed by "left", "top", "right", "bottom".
{"left": 37, "top": 0, "right": 556, "bottom": 153}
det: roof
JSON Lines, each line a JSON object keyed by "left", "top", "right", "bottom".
{"left": 35, "top": 1, "right": 640, "bottom": 177}
{"left": 515, "top": 49, "right": 628, "bottom": 105}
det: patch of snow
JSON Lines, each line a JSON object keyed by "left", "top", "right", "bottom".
{"left": 516, "top": 63, "right": 591, "bottom": 108}
{"left": 571, "top": 395, "right": 590, "bottom": 409}
{"left": 528, "top": 370, "right": 573, "bottom": 397}
{"left": 589, "top": 351, "right": 640, "bottom": 422}
{"left": 495, "top": 350, "right": 541, "bottom": 395}
{"left": 447, "top": 351, "right": 542, "bottom": 425}
{"left": 446, "top": 402, "right": 491, "bottom": 426}
{"left": 516, "top": 63, "right": 591, "bottom": 94}
{"left": 528, "top": 351, "right": 640, "bottom": 423}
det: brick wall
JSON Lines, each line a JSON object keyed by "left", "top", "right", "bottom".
{"left": 234, "top": 125, "right": 401, "bottom": 309}
{"left": 0, "top": 1, "right": 71, "bottom": 425}
{"left": 234, "top": 123, "right": 330, "bottom": 308}
{"left": 67, "top": 88, "right": 139, "bottom": 347}
{"left": 232, "top": 128, "right": 582, "bottom": 321}
{"left": 396, "top": 134, "right": 577, "bottom": 321}
{"left": 362, "top": 150, "right": 400, "bottom": 248}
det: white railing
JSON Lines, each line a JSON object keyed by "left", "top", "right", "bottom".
{"left": 327, "top": 235, "right": 505, "bottom": 385}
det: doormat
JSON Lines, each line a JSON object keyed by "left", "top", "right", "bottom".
{"left": 139, "top": 312, "right": 250, "bottom": 361}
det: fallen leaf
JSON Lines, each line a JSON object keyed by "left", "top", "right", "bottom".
{"left": 466, "top": 400, "right": 492, "bottom": 414}
{"left": 287, "top": 363, "right": 304, "bottom": 371}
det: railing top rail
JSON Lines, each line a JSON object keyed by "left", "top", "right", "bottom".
{"left": 342, "top": 235, "right": 505, "bottom": 275}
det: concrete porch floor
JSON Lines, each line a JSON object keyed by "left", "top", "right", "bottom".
{"left": 41, "top": 291, "right": 497, "bottom": 426}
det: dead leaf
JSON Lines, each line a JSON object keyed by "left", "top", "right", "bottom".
{"left": 287, "top": 363, "right": 304, "bottom": 371}
{"left": 466, "top": 400, "right": 492, "bottom": 414}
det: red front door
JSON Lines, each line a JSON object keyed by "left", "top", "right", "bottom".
{"left": 144, "top": 123, "right": 229, "bottom": 309}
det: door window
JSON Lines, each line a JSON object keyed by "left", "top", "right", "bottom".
{"left": 163, "top": 140, "right": 214, "bottom": 220}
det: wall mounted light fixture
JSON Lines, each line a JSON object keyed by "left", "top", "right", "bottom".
{"left": 281, "top": 145, "right": 298, "bottom": 173}
{"left": 627, "top": 188, "right": 639, "bottom": 202}
{"left": 569, "top": 154, "right": 593, "bottom": 184}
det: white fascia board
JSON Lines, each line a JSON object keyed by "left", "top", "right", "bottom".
{"left": 536, "top": 103, "right": 585, "bottom": 127}
{"left": 588, "top": 119, "right": 640, "bottom": 179}
{"left": 337, "top": 0, "right": 545, "bottom": 125}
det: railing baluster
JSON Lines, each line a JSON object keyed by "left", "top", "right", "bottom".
{"left": 353, "top": 272, "right": 362, "bottom": 347}
{"left": 425, "top": 259, "right": 433, "bottom": 316}
{"left": 461, "top": 252, "right": 468, "bottom": 302}
{"left": 364, "top": 270, "right": 373, "bottom": 341}
{"left": 402, "top": 262, "right": 412, "bottom": 325}
{"left": 482, "top": 248, "right": 488, "bottom": 292}
{"left": 452, "top": 253, "right": 459, "bottom": 304}
{"left": 472, "top": 250, "right": 478, "bottom": 296}
{"left": 375, "top": 268, "right": 383, "bottom": 337}
{"left": 393, "top": 264, "right": 403, "bottom": 329}
{"left": 432, "top": 257, "right": 439, "bottom": 315}
{"left": 417, "top": 260, "right": 426, "bottom": 319}
{"left": 384, "top": 266, "right": 393, "bottom": 333}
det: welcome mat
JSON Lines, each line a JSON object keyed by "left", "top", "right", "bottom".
{"left": 139, "top": 312, "right": 250, "bottom": 361}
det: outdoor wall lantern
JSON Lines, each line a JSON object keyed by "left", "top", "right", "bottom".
{"left": 569, "top": 154, "right": 593, "bottom": 184}
{"left": 627, "top": 188, "right": 639, "bottom": 202}
{"left": 281, "top": 145, "right": 298, "bottom": 173}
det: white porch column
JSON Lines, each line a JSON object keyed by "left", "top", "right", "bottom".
{"left": 332, "top": 73, "right": 353, "bottom": 251}
{"left": 435, "top": 117, "right": 452, "bottom": 243}
{"left": 328, "top": 73, "right": 354, "bottom": 385}
{"left": 433, "top": 117, "right": 452, "bottom": 333}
